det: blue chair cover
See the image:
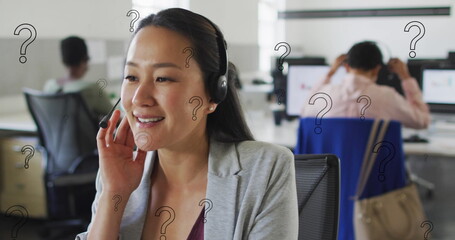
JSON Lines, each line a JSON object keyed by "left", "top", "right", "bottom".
{"left": 295, "top": 117, "right": 407, "bottom": 240}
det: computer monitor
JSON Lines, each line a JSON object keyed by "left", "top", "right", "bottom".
{"left": 422, "top": 66, "right": 455, "bottom": 113}
{"left": 408, "top": 59, "right": 447, "bottom": 88}
{"left": 286, "top": 64, "right": 346, "bottom": 116}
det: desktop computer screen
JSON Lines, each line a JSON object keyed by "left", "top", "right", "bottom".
{"left": 422, "top": 66, "right": 455, "bottom": 113}
{"left": 286, "top": 65, "right": 346, "bottom": 116}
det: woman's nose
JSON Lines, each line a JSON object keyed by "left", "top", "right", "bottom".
{"left": 132, "top": 81, "right": 156, "bottom": 107}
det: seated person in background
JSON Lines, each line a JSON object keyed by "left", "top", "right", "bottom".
{"left": 76, "top": 8, "right": 298, "bottom": 240}
{"left": 301, "top": 41, "right": 430, "bottom": 129}
{"left": 44, "top": 36, "right": 112, "bottom": 121}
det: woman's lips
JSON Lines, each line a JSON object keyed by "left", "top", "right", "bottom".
{"left": 134, "top": 115, "right": 164, "bottom": 128}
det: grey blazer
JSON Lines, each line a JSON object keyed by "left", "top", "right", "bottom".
{"left": 76, "top": 139, "right": 299, "bottom": 240}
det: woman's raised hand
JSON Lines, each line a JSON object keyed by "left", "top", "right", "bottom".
{"left": 96, "top": 109, "right": 147, "bottom": 196}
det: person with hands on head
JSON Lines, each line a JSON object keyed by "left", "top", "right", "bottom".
{"left": 301, "top": 41, "right": 430, "bottom": 129}
{"left": 76, "top": 8, "right": 298, "bottom": 240}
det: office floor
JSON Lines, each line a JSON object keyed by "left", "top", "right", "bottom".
{"left": 1, "top": 155, "right": 454, "bottom": 240}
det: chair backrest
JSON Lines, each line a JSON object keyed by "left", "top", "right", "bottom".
{"left": 295, "top": 154, "right": 340, "bottom": 240}
{"left": 23, "top": 88, "right": 98, "bottom": 175}
{"left": 295, "top": 117, "right": 407, "bottom": 240}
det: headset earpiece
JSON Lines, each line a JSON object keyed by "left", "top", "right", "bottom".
{"left": 199, "top": 15, "right": 228, "bottom": 104}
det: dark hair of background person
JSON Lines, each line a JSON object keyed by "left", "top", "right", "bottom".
{"left": 60, "top": 36, "right": 89, "bottom": 67}
{"left": 134, "top": 8, "right": 254, "bottom": 143}
{"left": 347, "top": 41, "right": 383, "bottom": 71}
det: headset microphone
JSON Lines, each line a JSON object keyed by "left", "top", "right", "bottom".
{"left": 99, "top": 98, "right": 121, "bottom": 128}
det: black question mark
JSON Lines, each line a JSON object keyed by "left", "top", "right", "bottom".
{"left": 420, "top": 220, "right": 434, "bottom": 240}
{"left": 21, "top": 145, "right": 35, "bottom": 169}
{"left": 112, "top": 195, "right": 122, "bottom": 212}
{"left": 404, "top": 21, "right": 425, "bottom": 58}
{"left": 189, "top": 96, "right": 203, "bottom": 121}
{"left": 274, "top": 89, "right": 285, "bottom": 105}
{"left": 274, "top": 42, "right": 291, "bottom": 71}
{"left": 308, "top": 92, "right": 333, "bottom": 134}
{"left": 96, "top": 78, "right": 108, "bottom": 97}
{"left": 13, "top": 23, "right": 37, "bottom": 63}
{"left": 373, "top": 141, "right": 396, "bottom": 182}
{"left": 5, "top": 205, "right": 29, "bottom": 239}
{"left": 183, "top": 47, "right": 194, "bottom": 68}
{"left": 126, "top": 10, "right": 140, "bottom": 32}
{"left": 357, "top": 95, "right": 371, "bottom": 120}
{"left": 198, "top": 198, "right": 213, "bottom": 223}
{"left": 135, "top": 131, "right": 152, "bottom": 150}
{"left": 155, "top": 206, "right": 176, "bottom": 240}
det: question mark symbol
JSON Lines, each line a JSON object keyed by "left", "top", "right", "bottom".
{"left": 13, "top": 23, "right": 37, "bottom": 64}
{"left": 135, "top": 131, "right": 152, "bottom": 150}
{"left": 155, "top": 206, "right": 176, "bottom": 240}
{"left": 420, "top": 220, "right": 434, "bottom": 240}
{"left": 96, "top": 78, "right": 108, "bottom": 97}
{"left": 372, "top": 141, "right": 396, "bottom": 182}
{"left": 274, "top": 89, "right": 285, "bottom": 105}
{"left": 404, "top": 21, "right": 425, "bottom": 58}
{"left": 126, "top": 10, "right": 140, "bottom": 32}
{"left": 198, "top": 198, "right": 213, "bottom": 223}
{"left": 183, "top": 47, "right": 194, "bottom": 68}
{"left": 274, "top": 42, "right": 291, "bottom": 71}
{"left": 5, "top": 205, "right": 29, "bottom": 240}
{"left": 357, "top": 95, "right": 371, "bottom": 120}
{"left": 308, "top": 92, "right": 333, "bottom": 134}
{"left": 189, "top": 96, "right": 203, "bottom": 121}
{"left": 112, "top": 195, "right": 122, "bottom": 212}
{"left": 21, "top": 145, "right": 35, "bottom": 169}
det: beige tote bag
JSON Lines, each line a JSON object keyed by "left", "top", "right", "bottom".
{"left": 353, "top": 119, "right": 429, "bottom": 240}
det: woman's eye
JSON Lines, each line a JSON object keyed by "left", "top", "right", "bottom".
{"left": 124, "top": 75, "right": 138, "bottom": 82}
{"left": 156, "top": 77, "right": 172, "bottom": 82}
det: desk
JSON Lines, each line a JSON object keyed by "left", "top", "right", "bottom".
{"left": 0, "top": 112, "right": 36, "bottom": 134}
{"left": 0, "top": 113, "right": 46, "bottom": 218}
{"left": 246, "top": 111, "right": 455, "bottom": 158}
{"left": 401, "top": 123, "right": 455, "bottom": 157}
{"left": 244, "top": 110, "right": 298, "bottom": 147}
{"left": 2, "top": 110, "right": 455, "bottom": 158}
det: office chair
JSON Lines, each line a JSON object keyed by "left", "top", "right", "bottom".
{"left": 295, "top": 118, "right": 407, "bottom": 240}
{"left": 23, "top": 88, "right": 99, "bottom": 239}
{"left": 294, "top": 154, "right": 340, "bottom": 240}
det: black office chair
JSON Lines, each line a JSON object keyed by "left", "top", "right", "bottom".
{"left": 295, "top": 154, "right": 340, "bottom": 240}
{"left": 23, "top": 88, "right": 99, "bottom": 239}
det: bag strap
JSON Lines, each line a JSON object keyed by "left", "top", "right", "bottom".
{"left": 353, "top": 119, "right": 380, "bottom": 200}
{"left": 354, "top": 119, "right": 390, "bottom": 199}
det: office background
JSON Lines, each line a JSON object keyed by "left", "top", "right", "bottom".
{"left": 1, "top": 0, "right": 454, "bottom": 239}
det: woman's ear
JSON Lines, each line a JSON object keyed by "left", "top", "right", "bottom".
{"left": 206, "top": 103, "right": 217, "bottom": 114}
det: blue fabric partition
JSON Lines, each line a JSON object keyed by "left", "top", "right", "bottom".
{"left": 294, "top": 117, "right": 407, "bottom": 240}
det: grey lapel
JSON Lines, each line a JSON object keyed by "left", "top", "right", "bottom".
{"left": 204, "top": 139, "right": 240, "bottom": 240}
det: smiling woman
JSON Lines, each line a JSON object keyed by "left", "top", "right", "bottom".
{"left": 76, "top": 8, "right": 298, "bottom": 240}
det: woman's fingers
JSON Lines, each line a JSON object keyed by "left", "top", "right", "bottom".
{"left": 96, "top": 122, "right": 108, "bottom": 150}
{"left": 114, "top": 113, "right": 131, "bottom": 145}
{"left": 105, "top": 110, "right": 121, "bottom": 147}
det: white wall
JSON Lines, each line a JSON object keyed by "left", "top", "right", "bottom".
{"left": 0, "top": 0, "right": 132, "bottom": 39}
{"left": 190, "top": 0, "right": 258, "bottom": 45}
{"left": 190, "top": 0, "right": 260, "bottom": 73}
{"left": 285, "top": 0, "right": 450, "bottom": 10}
{"left": 283, "top": 0, "right": 455, "bottom": 63}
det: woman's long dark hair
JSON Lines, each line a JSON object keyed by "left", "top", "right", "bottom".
{"left": 134, "top": 8, "right": 254, "bottom": 143}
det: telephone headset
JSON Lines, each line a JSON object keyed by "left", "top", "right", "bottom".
{"left": 99, "top": 15, "right": 228, "bottom": 129}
